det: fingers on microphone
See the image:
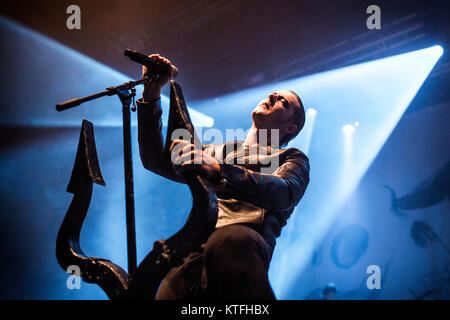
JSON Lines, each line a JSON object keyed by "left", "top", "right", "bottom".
{"left": 146, "top": 53, "right": 174, "bottom": 77}
{"left": 148, "top": 54, "right": 171, "bottom": 64}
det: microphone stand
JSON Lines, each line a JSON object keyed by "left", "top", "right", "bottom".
{"left": 56, "top": 77, "right": 152, "bottom": 276}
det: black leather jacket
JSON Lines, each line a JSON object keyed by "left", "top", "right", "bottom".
{"left": 137, "top": 98, "right": 310, "bottom": 259}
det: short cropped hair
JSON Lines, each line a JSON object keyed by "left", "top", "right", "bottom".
{"left": 280, "top": 91, "right": 305, "bottom": 147}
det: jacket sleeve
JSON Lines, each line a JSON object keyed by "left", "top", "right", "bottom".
{"left": 136, "top": 98, "right": 186, "bottom": 183}
{"left": 216, "top": 148, "right": 310, "bottom": 210}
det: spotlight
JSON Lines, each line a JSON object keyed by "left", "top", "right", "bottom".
{"left": 431, "top": 45, "right": 444, "bottom": 58}
{"left": 307, "top": 108, "right": 317, "bottom": 116}
{"left": 342, "top": 124, "right": 355, "bottom": 134}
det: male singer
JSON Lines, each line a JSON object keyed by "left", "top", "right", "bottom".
{"left": 134, "top": 54, "right": 310, "bottom": 299}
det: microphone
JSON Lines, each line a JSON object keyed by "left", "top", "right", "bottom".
{"left": 124, "top": 49, "right": 179, "bottom": 78}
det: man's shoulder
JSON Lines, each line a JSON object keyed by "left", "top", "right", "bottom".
{"left": 274, "top": 145, "right": 309, "bottom": 161}
{"left": 277, "top": 146, "right": 310, "bottom": 174}
{"left": 282, "top": 146, "right": 308, "bottom": 158}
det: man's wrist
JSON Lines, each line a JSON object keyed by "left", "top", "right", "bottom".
{"left": 141, "top": 96, "right": 161, "bottom": 103}
{"left": 142, "top": 87, "right": 161, "bottom": 103}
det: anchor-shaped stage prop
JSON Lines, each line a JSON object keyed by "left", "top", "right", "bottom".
{"left": 56, "top": 119, "right": 129, "bottom": 299}
{"left": 56, "top": 77, "right": 218, "bottom": 299}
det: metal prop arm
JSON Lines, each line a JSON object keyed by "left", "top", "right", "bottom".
{"left": 56, "top": 78, "right": 149, "bottom": 111}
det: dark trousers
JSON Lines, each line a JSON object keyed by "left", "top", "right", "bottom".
{"left": 155, "top": 224, "right": 275, "bottom": 300}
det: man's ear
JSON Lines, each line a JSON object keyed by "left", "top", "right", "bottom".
{"left": 285, "top": 123, "right": 298, "bottom": 135}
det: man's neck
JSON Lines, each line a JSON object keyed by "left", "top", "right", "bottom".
{"left": 244, "top": 125, "right": 278, "bottom": 147}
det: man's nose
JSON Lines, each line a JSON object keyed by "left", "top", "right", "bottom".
{"left": 269, "top": 93, "right": 277, "bottom": 106}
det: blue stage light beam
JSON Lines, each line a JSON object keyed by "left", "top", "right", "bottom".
{"left": 273, "top": 45, "right": 443, "bottom": 299}
{"left": 292, "top": 108, "right": 317, "bottom": 156}
{"left": 193, "top": 45, "right": 443, "bottom": 299}
{"left": 342, "top": 124, "right": 355, "bottom": 167}
{"left": 0, "top": 15, "right": 213, "bottom": 128}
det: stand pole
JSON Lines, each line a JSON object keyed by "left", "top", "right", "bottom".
{"left": 119, "top": 90, "right": 137, "bottom": 276}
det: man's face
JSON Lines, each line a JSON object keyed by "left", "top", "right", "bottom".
{"left": 252, "top": 90, "right": 300, "bottom": 139}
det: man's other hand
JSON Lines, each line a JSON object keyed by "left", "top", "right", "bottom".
{"left": 170, "top": 139, "right": 221, "bottom": 181}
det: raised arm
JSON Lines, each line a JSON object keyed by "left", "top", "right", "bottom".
{"left": 137, "top": 54, "right": 185, "bottom": 183}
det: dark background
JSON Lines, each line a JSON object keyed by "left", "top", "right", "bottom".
{"left": 1, "top": 0, "right": 448, "bottom": 106}
{"left": 0, "top": 0, "right": 449, "bottom": 300}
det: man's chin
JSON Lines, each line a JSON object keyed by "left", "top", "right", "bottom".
{"left": 252, "top": 114, "right": 268, "bottom": 129}
{"left": 251, "top": 111, "right": 262, "bottom": 122}
{"left": 252, "top": 109, "right": 266, "bottom": 118}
